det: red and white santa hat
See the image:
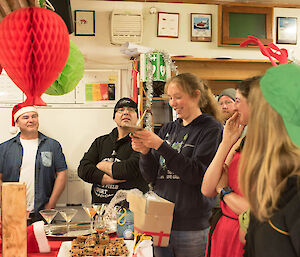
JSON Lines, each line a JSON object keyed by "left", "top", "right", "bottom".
{"left": 27, "top": 221, "right": 50, "bottom": 253}
{"left": 10, "top": 103, "right": 37, "bottom": 134}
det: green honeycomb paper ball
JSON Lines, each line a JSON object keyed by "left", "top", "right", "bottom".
{"left": 45, "top": 40, "right": 84, "bottom": 95}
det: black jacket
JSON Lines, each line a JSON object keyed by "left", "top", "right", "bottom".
{"left": 78, "top": 128, "right": 149, "bottom": 203}
{"left": 244, "top": 176, "right": 300, "bottom": 257}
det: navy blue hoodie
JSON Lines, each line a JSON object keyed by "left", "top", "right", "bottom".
{"left": 140, "top": 114, "right": 223, "bottom": 231}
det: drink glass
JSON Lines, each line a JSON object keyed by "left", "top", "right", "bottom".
{"left": 59, "top": 208, "right": 78, "bottom": 235}
{"left": 83, "top": 205, "right": 97, "bottom": 232}
{"left": 39, "top": 209, "right": 58, "bottom": 235}
{"left": 93, "top": 203, "right": 107, "bottom": 225}
{"left": 95, "top": 217, "right": 106, "bottom": 237}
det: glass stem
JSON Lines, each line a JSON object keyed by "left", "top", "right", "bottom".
{"left": 67, "top": 222, "right": 70, "bottom": 235}
{"left": 48, "top": 223, "right": 52, "bottom": 235}
{"left": 90, "top": 218, "right": 93, "bottom": 231}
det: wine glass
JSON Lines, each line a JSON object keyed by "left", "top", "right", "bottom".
{"left": 39, "top": 209, "right": 58, "bottom": 235}
{"left": 83, "top": 205, "right": 97, "bottom": 232}
{"left": 59, "top": 208, "right": 78, "bottom": 236}
{"left": 93, "top": 203, "right": 107, "bottom": 225}
{"left": 95, "top": 217, "right": 106, "bottom": 237}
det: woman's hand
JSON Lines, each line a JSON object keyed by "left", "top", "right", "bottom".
{"left": 223, "top": 112, "right": 245, "bottom": 147}
{"left": 131, "top": 135, "right": 150, "bottom": 155}
{"left": 132, "top": 129, "right": 164, "bottom": 150}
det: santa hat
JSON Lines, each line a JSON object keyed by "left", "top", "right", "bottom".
{"left": 10, "top": 103, "right": 37, "bottom": 134}
{"left": 27, "top": 221, "right": 50, "bottom": 253}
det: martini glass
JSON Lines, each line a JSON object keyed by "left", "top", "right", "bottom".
{"left": 39, "top": 209, "right": 58, "bottom": 235}
{"left": 83, "top": 205, "right": 97, "bottom": 232}
{"left": 59, "top": 208, "right": 78, "bottom": 236}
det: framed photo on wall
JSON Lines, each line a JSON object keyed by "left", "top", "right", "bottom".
{"left": 74, "top": 10, "right": 95, "bottom": 36}
{"left": 191, "top": 13, "right": 212, "bottom": 42}
{"left": 157, "top": 12, "right": 179, "bottom": 38}
{"left": 276, "top": 17, "right": 297, "bottom": 44}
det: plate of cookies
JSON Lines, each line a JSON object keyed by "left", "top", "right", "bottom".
{"left": 57, "top": 233, "right": 134, "bottom": 257}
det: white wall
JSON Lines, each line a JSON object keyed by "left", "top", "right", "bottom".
{"left": 0, "top": 1, "right": 300, "bottom": 205}
{"left": 70, "top": 0, "right": 300, "bottom": 66}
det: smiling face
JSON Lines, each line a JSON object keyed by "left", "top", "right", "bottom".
{"left": 167, "top": 82, "right": 201, "bottom": 125}
{"left": 234, "top": 89, "right": 249, "bottom": 125}
{"left": 16, "top": 111, "right": 39, "bottom": 136}
{"left": 219, "top": 95, "right": 236, "bottom": 120}
{"left": 114, "top": 106, "right": 138, "bottom": 128}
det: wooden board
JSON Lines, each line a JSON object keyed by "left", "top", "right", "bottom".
{"left": 2, "top": 183, "right": 27, "bottom": 257}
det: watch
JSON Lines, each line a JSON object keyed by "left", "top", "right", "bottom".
{"left": 220, "top": 186, "right": 234, "bottom": 202}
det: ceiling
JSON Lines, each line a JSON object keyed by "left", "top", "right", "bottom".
{"left": 0, "top": 0, "right": 36, "bottom": 21}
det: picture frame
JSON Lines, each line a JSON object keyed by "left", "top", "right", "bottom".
{"left": 276, "top": 17, "right": 297, "bottom": 44}
{"left": 219, "top": 6, "right": 273, "bottom": 46}
{"left": 74, "top": 10, "right": 95, "bottom": 36}
{"left": 157, "top": 12, "right": 179, "bottom": 38}
{"left": 191, "top": 13, "right": 212, "bottom": 42}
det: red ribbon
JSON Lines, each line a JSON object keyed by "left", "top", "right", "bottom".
{"left": 131, "top": 59, "right": 138, "bottom": 103}
{"left": 134, "top": 226, "right": 170, "bottom": 246}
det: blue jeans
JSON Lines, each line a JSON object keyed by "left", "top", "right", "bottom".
{"left": 154, "top": 228, "right": 209, "bottom": 257}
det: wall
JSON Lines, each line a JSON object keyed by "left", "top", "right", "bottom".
{"left": 0, "top": 1, "right": 299, "bottom": 205}
{"left": 70, "top": 0, "right": 300, "bottom": 66}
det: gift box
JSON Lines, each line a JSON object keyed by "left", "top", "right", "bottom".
{"left": 140, "top": 52, "right": 171, "bottom": 82}
{"left": 127, "top": 192, "right": 174, "bottom": 247}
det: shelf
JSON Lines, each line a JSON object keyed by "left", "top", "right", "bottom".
{"left": 172, "top": 57, "right": 273, "bottom": 81}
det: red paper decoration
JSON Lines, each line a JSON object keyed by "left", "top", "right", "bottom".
{"left": 0, "top": 7, "right": 70, "bottom": 106}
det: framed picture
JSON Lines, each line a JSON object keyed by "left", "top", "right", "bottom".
{"left": 276, "top": 17, "right": 297, "bottom": 44}
{"left": 191, "top": 13, "right": 212, "bottom": 42}
{"left": 74, "top": 10, "right": 95, "bottom": 36}
{"left": 157, "top": 12, "right": 179, "bottom": 38}
{"left": 219, "top": 6, "right": 273, "bottom": 46}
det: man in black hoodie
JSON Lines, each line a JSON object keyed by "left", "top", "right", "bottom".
{"left": 78, "top": 98, "right": 148, "bottom": 203}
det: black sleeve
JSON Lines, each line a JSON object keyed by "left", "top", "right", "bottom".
{"left": 77, "top": 139, "right": 105, "bottom": 184}
{"left": 139, "top": 150, "right": 160, "bottom": 184}
{"left": 111, "top": 150, "right": 141, "bottom": 180}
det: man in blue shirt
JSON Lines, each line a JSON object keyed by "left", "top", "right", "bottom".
{"left": 0, "top": 104, "right": 67, "bottom": 224}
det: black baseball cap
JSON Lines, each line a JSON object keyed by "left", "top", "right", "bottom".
{"left": 113, "top": 97, "right": 138, "bottom": 119}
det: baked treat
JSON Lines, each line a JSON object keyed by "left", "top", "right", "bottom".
{"left": 99, "top": 233, "right": 110, "bottom": 245}
{"left": 70, "top": 234, "right": 129, "bottom": 256}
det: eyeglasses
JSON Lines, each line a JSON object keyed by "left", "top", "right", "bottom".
{"left": 116, "top": 107, "right": 136, "bottom": 114}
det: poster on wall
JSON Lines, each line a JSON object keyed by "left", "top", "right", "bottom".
{"left": 76, "top": 70, "right": 120, "bottom": 106}
{"left": 191, "top": 13, "right": 212, "bottom": 42}
{"left": 157, "top": 12, "right": 179, "bottom": 38}
{"left": 85, "top": 83, "right": 115, "bottom": 101}
{"left": 276, "top": 17, "right": 297, "bottom": 44}
{"left": 74, "top": 10, "right": 95, "bottom": 36}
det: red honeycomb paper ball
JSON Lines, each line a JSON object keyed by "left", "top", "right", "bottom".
{"left": 0, "top": 7, "right": 70, "bottom": 106}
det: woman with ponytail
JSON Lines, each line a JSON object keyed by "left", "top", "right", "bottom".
{"left": 131, "top": 73, "right": 223, "bottom": 257}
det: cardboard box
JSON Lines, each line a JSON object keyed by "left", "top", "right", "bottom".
{"left": 127, "top": 192, "right": 175, "bottom": 247}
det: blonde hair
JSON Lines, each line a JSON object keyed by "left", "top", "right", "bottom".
{"left": 165, "top": 73, "right": 223, "bottom": 123}
{"left": 239, "top": 81, "right": 300, "bottom": 222}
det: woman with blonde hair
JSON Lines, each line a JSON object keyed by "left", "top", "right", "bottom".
{"left": 201, "top": 76, "right": 260, "bottom": 257}
{"left": 131, "top": 73, "right": 223, "bottom": 257}
{"left": 239, "top": 63, "right": 300, "bottom": 257}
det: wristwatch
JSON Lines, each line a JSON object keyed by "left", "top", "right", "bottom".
{"left": 220, "top": 186, "right": 234, "bottom": 202}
